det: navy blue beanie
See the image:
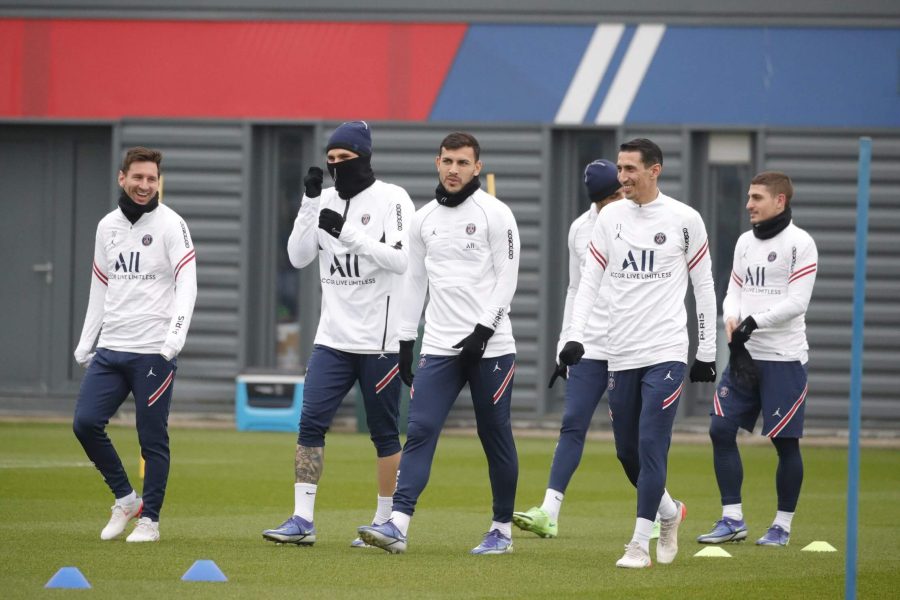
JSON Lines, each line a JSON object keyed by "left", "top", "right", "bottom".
{"left": 326, "top": 121, "right": 373, "bottom": 157}
{"left": 584, "top": 159, "right": 620, "bottom": 202}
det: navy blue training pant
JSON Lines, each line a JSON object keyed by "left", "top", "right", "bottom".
{"left": 709, "top": 361, "right": 807, "bottom": 510}
{"left": 607, "top": 361, "right": 684, "bottom": 521}
{"left": 393, "top": 354, "right": 518, "bottom": 523}
{"left": 73, "top": 348, "right": 176, "bottom": 522}
{"left": 298, "top": 345, "right": 402, "bottom": 457}
{"left": 547, "top": 358, "right": 608, "bottom": 493}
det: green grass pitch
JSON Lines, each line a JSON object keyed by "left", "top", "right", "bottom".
{"left": 0, "top": 421, "right": 897, "bottom": 598}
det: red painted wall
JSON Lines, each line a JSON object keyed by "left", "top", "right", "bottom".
{"left": 0, "top": 19, "right": 466, "bottom": 120}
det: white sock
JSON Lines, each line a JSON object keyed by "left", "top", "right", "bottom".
{"left": 631, "top": 518, "right": 654, "bottom": 553}
{"left": 657, "top": 489, "right": 677, "bottom": 520}
{"left": 116, "top": 490, "right": 138, "bottom": 505}
{"left": 773, "top": 510, "right": 794, "bottom": 532}
{"left": 390, "top": 511, "right": 411, "bottom": 536}
{"left": 723, "top": 503, "right": 743, "bottom": 521}
{"left": 293, "top": 483, "right": 317, "bottom": 522}
{"left": 373, "top": 495, "right": 393, "bottom": 525}
{"left": 491, "top": 521, "right": 512, "bottom": 538}
{"left": 540, "top": 488, "right": 564, "bottom": 521}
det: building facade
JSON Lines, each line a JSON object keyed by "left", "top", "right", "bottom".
{"left": 2, "top": 2, "right": 898, "bottom": 427}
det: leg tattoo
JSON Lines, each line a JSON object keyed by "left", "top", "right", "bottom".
{"left": 295, "top": 445, "right": 324, "bottom": 484}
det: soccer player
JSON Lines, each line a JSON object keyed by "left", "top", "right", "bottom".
{"left": 512, "top": 159, "right": 624, "bottom": 539}
{"left": 357, "top": 132, "right": 521, "bottom": 555}
{"left": 263, "top": 121, "right": 415, "bottom": 547}
{"left": 697, "top": 171, "right": 817, "bottom": 547}
{"left": 559, "top": 138, "right": 717, "bottom": 568}
{"left": 73, "top": 146, "right": 197, "bottom": 543}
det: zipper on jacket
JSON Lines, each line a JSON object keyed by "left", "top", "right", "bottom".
{"left": 381, "top": 296, "right": 390, "bottom": 351}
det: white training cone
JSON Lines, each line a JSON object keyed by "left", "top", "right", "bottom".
{"left": 801, "top": 541, "right": 837, "bottom": 552}
{"left": 694, "top": 546, "right": 732, "bottom": 557}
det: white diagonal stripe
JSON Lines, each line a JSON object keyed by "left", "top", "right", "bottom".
{"left": 554, "top": 24, "right": 625, "bottom": 124}
{"left": 595, "top": 24, "right": 666, "bottom": 125}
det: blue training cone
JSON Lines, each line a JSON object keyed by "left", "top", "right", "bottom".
{"left": 45, "top": 567, "right": 91, "bottom": 589}
{"left": 181, "top": 559, "right": 227, "bottom": 582}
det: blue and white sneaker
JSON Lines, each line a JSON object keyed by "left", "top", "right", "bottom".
{"left": 351, "top": 524, "right": 375, "bottom": 548}
{"left": 262, "top": 515, "right": 317, "bottom": 545}
{"left": 470, "top": 529, "right": 513, "bottom": 555}
{"left": 357, "top": 520, "right": 407, "bottom": 554}
{"left": 756, "top": 524, "right": 790, "bottom": 546}
{"left": 696, "top": 517, "right": 748, "bottom": 544}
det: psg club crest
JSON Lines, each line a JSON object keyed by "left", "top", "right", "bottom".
{"left": 607, "top": 375, "right": 615, "bottom": 391}
{"left": 719, "top": 386, "right": 729, "bottom": 397}
{"left": 768, "top": 251, "right": 777, "bottom": 262}
{"left": 142, "top": 234, "right": 153, "bottom": 246}
{"left": 466, "top": 223, "right": 476, "bottom": 235}
{"left": 361, "top": 214, "right": 371, "bottom": 225}
{"left": 654, "top": 232, "right": 666, "bottom": 245}
{"left": 418, "top": 357, "right": 427, "bottom": 368}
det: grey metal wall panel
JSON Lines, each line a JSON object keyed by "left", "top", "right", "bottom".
{"left": 6, "top": 1, "right": 900, "bottom": 25}
{"left": 119, "top": 121, "right": 246, "bottom": 403}
{"left": 329, "top": 122, "right": 546, "bottom": 419}
{"left": 761, "top": 131, "right": 900, "bottom": 426}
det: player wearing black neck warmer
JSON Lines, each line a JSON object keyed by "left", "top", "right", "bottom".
{"left": 117, "top": 190, "right": 160, "bottom": 224}
{"left": 272, "top": 121, "right": 416, "bottom": 550}
{"left": 327, "top": 154, "right": 376, "bottom": 200}
{"left": 701, "top": 170, "right": 818, "bottom": 550}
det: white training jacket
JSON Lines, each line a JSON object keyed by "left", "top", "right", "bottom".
{"left": 74, "top": 204, "right": 197, "bottom": 362}
{"left": 558, "top": 203, "right": 610, "bottom": 361}
{"left": 287, "top": 180, "right": 415, "bottom": 353}
{"left": 399, "top": 188, "right": 520, "bottom": 357}
{"left": 723, "top": 223, "right": 818, "bottom": 363}
{"left": 567, "top": 191, "right": 717, "bottom": 371}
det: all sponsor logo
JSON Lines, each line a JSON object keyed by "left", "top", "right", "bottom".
{"left": 744, "top": 266, "right": 766, "bottom": 287}
{"left": 142, "top": 234, "right": 153, "bottom": 246}
{"left": 115, "top": 252, "right": 140, "bottom": 273}
{"left": 330, "top": 253, "right": 361, "bottom": 278}
{"left": 622, "top": 249, "right": 655, "bottom": 272}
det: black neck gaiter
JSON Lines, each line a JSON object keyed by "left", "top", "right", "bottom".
{"left": 118, "top": 190, "right": 159, "bottom": 225}
{"left": 436, "top": 177, "right": 481, "bottom": 208}
{"left": 752, "top": 206, "right": 792, "bottom": 240}
{"left": 327, "top": 155, "right": 376, "bottom": 200}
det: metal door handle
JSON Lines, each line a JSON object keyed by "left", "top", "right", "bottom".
{"left": 32, "top": 262, "right": 53, "bottom": 284}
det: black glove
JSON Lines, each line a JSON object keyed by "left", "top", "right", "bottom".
{"left": 318, "top": 208, "right": 344, "bottom": 239}
{"left": 304, "top": 166, "right": 324, "bottom": 198}
{"left": 399, "top": 340, "right": 415, "bottom": 387}
{"left": 728, "top": 341, "right": 760, "bottom": 389}
{"left": 558, "top": 341, "right": 585, "bottom": 367}
{"left": 689, "top": 359, "right": 717, "bottom": 383}
{"left": 452, "top": 324, "right": 494, "bottom": 365}
{"left": 730, "top": 316, "right": 758, "bottom": 346}
{"left": 547, "top": 363, "right": 568, "bottom": 388}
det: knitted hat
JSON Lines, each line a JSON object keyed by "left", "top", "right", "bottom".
{"left": 584, "top": 159, "right": 621, "bottom": 202}
{"left": 326, "top": 121, "right": 372, "bottom": 157}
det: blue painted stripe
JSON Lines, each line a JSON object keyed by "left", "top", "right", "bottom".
{"left": 429, "top": 24, "right": 596, "bottom": 122}
{"left": 583, "top": 25, "right": 636, "bottom": 124}
{"left": 430, "top": 25, "right": 900, "bottom": 127}
{"left": 627, "top": 27, "right": 900, "bottom": 126}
